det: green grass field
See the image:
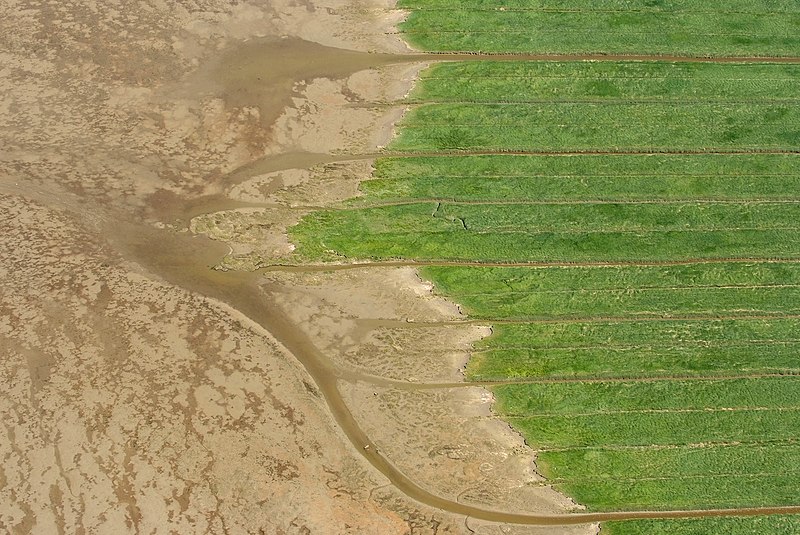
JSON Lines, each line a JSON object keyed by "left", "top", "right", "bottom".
{"left": 407, "top": 61, "right": 800, "bottom": 104}
{"left": 397, "top": 1, "right": 800, "bottom": 56}
{"left": 290, "top": 3, "right": 800, "bottom": 530}
{"left": 603, "top": 515, "right": 800, "bottom": 535}
{"left": 294, "top": 202, "right": 800, "bottom": 261}
{"left": 360, "top": 154, "right": 800, "bottom": 203}
{"left": 391, "top": 102, "right": 800, "bottom": 152}
{"left": 468, "top": 318, "right": 800, "bottom": 379}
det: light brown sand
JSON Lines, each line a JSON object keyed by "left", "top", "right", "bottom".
{"left": 0, "top": 0, "right": 597, "bottom": 533}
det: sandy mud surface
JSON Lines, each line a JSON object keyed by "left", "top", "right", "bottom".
{"left": 1, "top": 0, "right": 597, "bottom": 533}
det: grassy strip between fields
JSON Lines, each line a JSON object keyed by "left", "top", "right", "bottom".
{"left": 507, "top": 408, "right": 800, "bottom": 449}
{"left": 397, "top": 0, "right": 800, "bottom": 14}
{"left": 556, "top": 473, "right": 800, "bottom": 510}
{"left": 391, "top": 102, "right": 800, "bottom": 152}
{"left": 293, "top": 205, "right": 800, "bottom": 262}
{"left": 540, "top": 443, "right": 800, "bottom": 481}
{"left": 360, "top": 154, "right": 800, "bottom": 203}
{"left": 467, "top": 318, "right": 800, "bottom": 379}
{"left": 492, "top": 377, "right": 800, "bottom": 415}
{"left": 603, "top": 515, "right": 800, "bottom": 535}
{"left": 418, "top": 264, "right": 800, "bottom": 319}
{"left": 396, "top": 2, "right": 800, "bottom": 56}
{"left": 408, "top": 61, "right": 800, "bottom": 103}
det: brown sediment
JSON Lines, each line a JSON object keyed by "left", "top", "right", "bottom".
{"left": 0, "top": 1, "right": 467, "bottom": 532}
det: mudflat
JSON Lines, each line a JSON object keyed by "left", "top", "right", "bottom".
{"left": 0, "top": 0, "right": 597, "bottom": 533}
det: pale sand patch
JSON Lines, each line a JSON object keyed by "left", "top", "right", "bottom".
{"left": 342, "top": 383, "right": 584, "bottom": 515}
{"left": 190, "top": 207, "right": 305, "bottom": 270}
{"left": 229, "top": 162, "right": 367, "bottom": 207}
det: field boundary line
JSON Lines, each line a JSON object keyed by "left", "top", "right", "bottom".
{"left": 454, "top": 283, "right": 800, "bottom": 295}
{"left": 542, "top": 471, "right": 800, "bottom": 484}
{"left": 342, "top": 313, "right": 800, "bottom": 326}
{"left": 402, "top": 8, "right": 800, "bottom": 16}
{"left": 424, "top": 374, "right": 800, "bottom": 389}
{"left": 536, "top": 437, "right": 800, "bottom": 454}
{"left": 384, "top": 149, "right": 800, "bottom": 156}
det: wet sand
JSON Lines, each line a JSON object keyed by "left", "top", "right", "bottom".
{"left": 0, "top": 1, "right": 463, "bottom": 532}
{"left": 0, "top": 0, "right": 585, "bottom": 533}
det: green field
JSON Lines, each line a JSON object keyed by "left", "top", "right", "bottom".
{"left": 362, "top": 154, "right": 800, "bottom": 203}
{"left": 295, "top": 202, "right": 800, "bottom": 261}
{"left": 391, "top": 102, "right": 800, "bottom": 152}
{"left": 407, "top": 61, "right": 800, "bottom": 104}
{"left": 397, "top": 0, "right": 800, "bottom": 56}
{"left": 469, "top": 318, "right": 800, "bottom": 379}
{"left": 604, "top": 516, "right": 800, "bottom": 535}
{"left": 290, "top": 2, "right": 800, "bottom": 530}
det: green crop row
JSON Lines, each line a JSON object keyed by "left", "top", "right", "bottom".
{"left": 425, "top": 202, "right": 800, "bottom": 233}
{"left": 507, "top": 408, "right": 800, "bottom": 449}
{"left": 539, "top": 443, "right": 800, "bottom": 482}
{"left": 418, "top": 264, "right": 800, "bottom": 319}
{"left": 424, "top": 263, "right": 800, "bottom": 294}
{"left": 397, "top": 0, "right": 800, "bottom": 14}
{"left": 439, "top": 286, "right": 800, "bottom": 320}
{"left": 557, "top": 473, "right": 800, "bottom": 510}
{"left": 325, "top": 201, "right": 800, "bottom": 234}
{"left": 359, "top": 175, "right": 800, "bottom": 203}
{"left": 481, "top": 317, "right": 800, "bottom": 349}
{"left": 468, "top": 345, "right": 800, "bottom": 380}
{"left": 408, "top": 61, "right": 800, "bottom": 103}
{"left": 391, "top": 102, "right": 800, "bottom": 152}
{"left": 492, "top": 377, "right": 800, "bottom": 416}
{"left": 293, "top": 202, "right": 800, "bottom": 263}
{"left": 362, "top": 154, "right": 800, "bottom": 203}
{"left": 292, "top": 226, "right": 800, "bottom": 263}
{"left": 603, "top": 516, "right": 800, "bottom": 535}
{"left": 398, "top": 8, "right": 800, "bottom": 56}
{"left": 372, "top": 154, "right": 800, "bottom": 180}
{"left": 465, "top": 318, "right": 800, "bottom": 379}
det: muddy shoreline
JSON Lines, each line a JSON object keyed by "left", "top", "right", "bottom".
{"left": 6, "top": 0, "right": 788, "bottom": 532}
{"left": 1, "top": 0, "right": 590, "bottom": 531}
